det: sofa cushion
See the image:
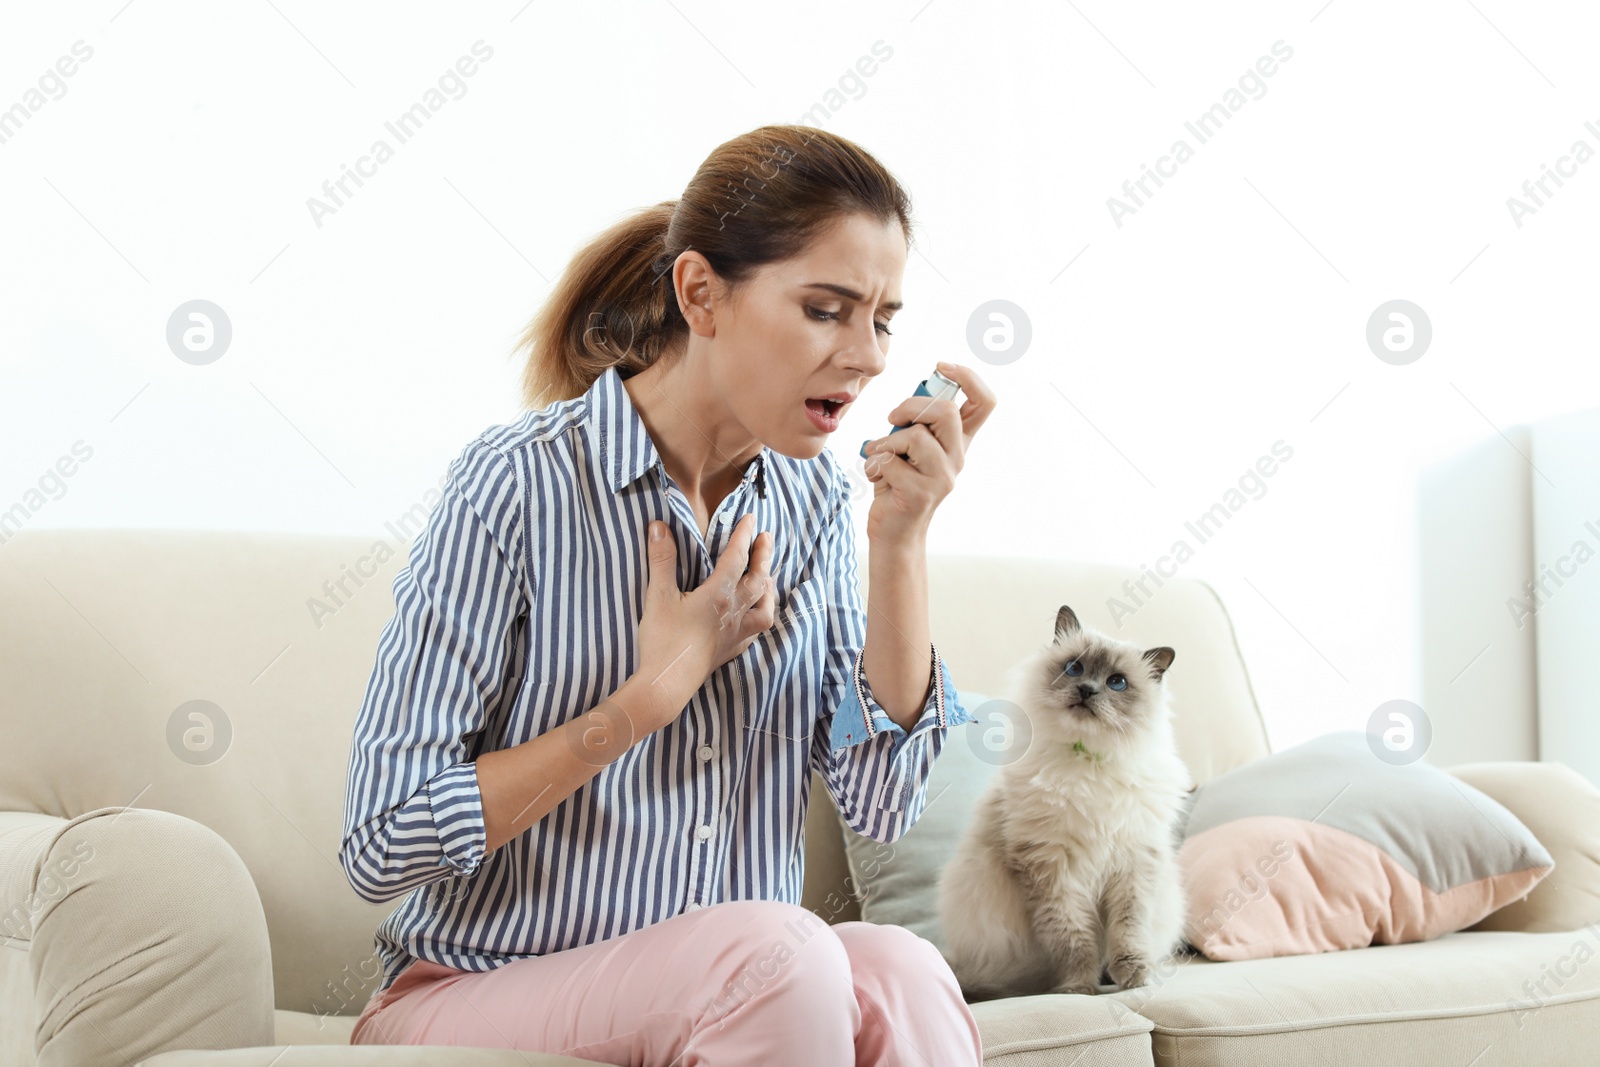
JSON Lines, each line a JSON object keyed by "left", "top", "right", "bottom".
{"left": 274, "top": 1008, "right": 357, "bottom": 1045}
{"left": 1447, "top": 760, "right": 1600, "bottom": 934}
{"left": 0, "top": 807, "right": 276, "bottom": 1066}
{"left": 969, "top": 994, "right": 1155, "bottom": 1066}
{"left": 1107, "top": 928, "right": 1600, "bottom": 1067}
{"left": 1179, "top": 732, "right": 1554, "bottom": 960}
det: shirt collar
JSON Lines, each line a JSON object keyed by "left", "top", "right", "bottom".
{"left": 584, "top": 364, "right": 768, "bottom": 497}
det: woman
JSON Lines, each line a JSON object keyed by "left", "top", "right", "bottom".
{"left": 340, "top": 124, "right": 995, "bottom": 1063}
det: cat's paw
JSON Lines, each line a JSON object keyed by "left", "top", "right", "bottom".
{"left": 1049, "top": 976, "right": 1102, "bottom": 997}
{"left": 1108, "top": 954, "right": 1151, "bottom": 990}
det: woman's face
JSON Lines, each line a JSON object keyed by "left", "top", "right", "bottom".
{"left": 710, "top": 212, "right": 908, "bottom": 460}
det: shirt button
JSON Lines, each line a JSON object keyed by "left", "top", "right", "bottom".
{"left": 697, "top": 824, "right": 713, "bottom": 840}
{"left": 697, "top": 745, "right": 713, "bottom": 761}
{"left": 686, "top": 901, "right": 702, "bottom": 910}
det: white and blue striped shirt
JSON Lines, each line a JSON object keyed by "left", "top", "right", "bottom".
{"left": 340, "top": 363, "right": 974, "bottom": 995}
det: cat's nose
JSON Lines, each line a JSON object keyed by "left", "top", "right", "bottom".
{"left": 1076, "top": 683, "right": 1097, "bottom": 699}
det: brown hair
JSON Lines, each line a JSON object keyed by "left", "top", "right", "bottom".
{"left": 512, "top": 124, "right": 914, "bottom": 410}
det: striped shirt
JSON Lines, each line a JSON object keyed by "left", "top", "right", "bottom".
{"left": 340, "top": 363, "right": 974, "bottom": 995}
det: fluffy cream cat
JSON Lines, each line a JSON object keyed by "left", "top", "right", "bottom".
{"left": 938, "top": 604, "right": 1193, "bottom": 1000}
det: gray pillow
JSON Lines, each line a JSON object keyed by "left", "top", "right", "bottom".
{"left": 837, "top": 690, "right": 999, "bottom": 957}
{"left": 1178, "top": 731, "right": 1555, "bottom": 960}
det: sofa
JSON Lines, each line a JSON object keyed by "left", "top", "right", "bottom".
{"left": 1, "top": 528, "right": 1596, "bottom": 1066}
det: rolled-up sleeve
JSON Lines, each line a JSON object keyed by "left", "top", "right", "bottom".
{"left": 340, "top": 435, "right": 529, "bottom": 904}
{"left": 809, "top": 467, "right": 975, "bottom": 844}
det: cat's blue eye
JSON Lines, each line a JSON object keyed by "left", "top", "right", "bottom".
{"left": 1063, "top": 660, "right": 1083, "bottom": 677}
{"left": 1108, "top": 674, "right": 1127, "bottom": 691}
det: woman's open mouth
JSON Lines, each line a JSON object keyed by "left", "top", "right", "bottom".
{"left": 804, "top": 397, "right": 847, "bottom": 432}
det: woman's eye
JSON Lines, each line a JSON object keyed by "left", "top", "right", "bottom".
{"left": 1064, "top": 660, "right": 1083, "bottom": 676}
{"left": 1108, "top": 674, "right": 1127, "bottom": 691}
{"left": 806, "top": 306, "right": 892, "bottom": 336}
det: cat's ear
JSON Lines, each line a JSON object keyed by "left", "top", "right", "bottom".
{"left": 1054, "top": 605, "right": 1081, "bottom": 639}
{"left": 1143, "top": 646, "right": 1175, "bottom": 681}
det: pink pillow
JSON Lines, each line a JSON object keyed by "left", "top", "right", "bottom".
{"left": 1178, "top": 733, "right": 1553, "bottom": 960}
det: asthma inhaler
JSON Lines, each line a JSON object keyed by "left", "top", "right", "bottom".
{"left": 860, "top": 368, "right": 963, "bottom": 458}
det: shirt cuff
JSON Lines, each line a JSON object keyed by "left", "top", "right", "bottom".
{"left": 427, "top": 761, "right": 488, "bottom": 877}
{"left": 829, "top": 642, "right": 975, "bottom": 752}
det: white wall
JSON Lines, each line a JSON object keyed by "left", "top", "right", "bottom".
{"left": 1417, "top": 428, "right": 1539, "bottom": 768}
{"left": 3, "top": 1, "right": 1598, "bottom": 759}
{"left": 1530, "top": 409, "right": 1600, "bottom": 785}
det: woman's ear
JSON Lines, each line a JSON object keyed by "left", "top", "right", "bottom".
{"left": 673, "top": 252, "right": 720, "bottom": 338}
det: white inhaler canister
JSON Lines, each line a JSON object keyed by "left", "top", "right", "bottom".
{"left": 860, "top": 368, "right": 962, "bottom": 459}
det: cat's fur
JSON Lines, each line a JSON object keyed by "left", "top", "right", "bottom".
{"left": 937, "top": 604, "right": 1193, "bottom": 1000}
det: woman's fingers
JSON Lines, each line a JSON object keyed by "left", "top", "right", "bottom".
{"left": 737, "top": 530, "right": 775, "bottom": 619}
{"left": 864, "top": 363, "right": 995, "bottom": 478}
{"left": 711, "top": 514, "right": 756, "bottom": 587}
{"left": 930, "top": 361, "right": 997, "bottom": 444}
{"left": 758, "top": 533, "right": 775, "bottom": 610}
{"left": 752, "top": 532, "right": 775, "bottom": 598}
{"left": 867, "top": 423, "right": 953, "bottom": 489}
{"left": 753, "top": 529, "right": 773, "bottom": 574}
{"left": 879, "top": 397, "right": 964, "bottom": 460}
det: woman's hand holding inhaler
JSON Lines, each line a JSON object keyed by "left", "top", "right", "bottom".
{"left": 859, "top": 361, "right": 995, "bottom": 547}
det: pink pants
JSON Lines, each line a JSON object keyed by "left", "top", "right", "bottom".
{"left": 351, "top": 899, "right": 983, "bottom": 1065}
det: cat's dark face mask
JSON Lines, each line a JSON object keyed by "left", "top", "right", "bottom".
{"left": 1044, "top": 604, "right": 1175, "bottom": 738}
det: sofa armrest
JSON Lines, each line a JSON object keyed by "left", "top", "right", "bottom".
{"left": 137, "top": 1048, "right": 619, "bottom": 1066}
{"left": 1445, "top": 760, "right": 1600, "bottom": 933}
{"left": 0, "top": 806, "right": 275, "bottom": 1066}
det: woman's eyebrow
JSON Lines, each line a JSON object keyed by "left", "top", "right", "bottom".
{"left": 802, "top": 282, "right": 903, "bottom": 312}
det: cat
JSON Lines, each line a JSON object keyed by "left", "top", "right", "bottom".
{"left": 937, "top": 604, "right": 1193, "bottom": 1001}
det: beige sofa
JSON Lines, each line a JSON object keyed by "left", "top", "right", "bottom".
{"left": 1, "top": 528, "right": 1595, "bottom": 1066}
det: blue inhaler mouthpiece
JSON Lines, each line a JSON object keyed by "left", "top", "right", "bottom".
{"left": 861, "top": 368, "right": 961, "bottom": 458}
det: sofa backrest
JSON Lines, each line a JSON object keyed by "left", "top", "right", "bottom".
{"left": 801, "top": 552, "right": 1273, "bottom": 922}
{"left": 0, "top": 530, "right": 1269, "bottom": 1016}
{"left": 0, "top": 529, "right": 413, "bottom": 1022}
